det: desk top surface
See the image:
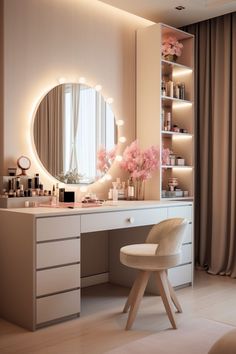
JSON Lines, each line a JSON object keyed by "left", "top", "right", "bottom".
{"left": 0, "top": 200, "right": 193, "bottom": 218}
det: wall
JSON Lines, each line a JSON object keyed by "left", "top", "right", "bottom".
{"left": 2, "top": 0, "right": 152, "bottom": 198}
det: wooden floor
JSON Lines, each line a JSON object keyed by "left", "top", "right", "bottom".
{"left": 0, "top": 270, "right": 236, "bottom": 354}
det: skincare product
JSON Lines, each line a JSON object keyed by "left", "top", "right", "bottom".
{"left": 127, "top": 177, "right": 135, "bottom": 200}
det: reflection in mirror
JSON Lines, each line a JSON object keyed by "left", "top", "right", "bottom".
{"left": 33, "top": 83, "right": 117, "bottom": 184}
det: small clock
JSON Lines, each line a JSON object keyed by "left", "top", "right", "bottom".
{"left": 17, "top": 156, "right": 31, "bottom": 176}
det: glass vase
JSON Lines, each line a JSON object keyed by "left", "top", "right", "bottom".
{"left": 135, "top": 179, "right": 145, "bottom": 200}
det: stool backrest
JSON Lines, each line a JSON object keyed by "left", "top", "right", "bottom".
{"left": 146, "top": 218, "right": 188, "bottom": 256}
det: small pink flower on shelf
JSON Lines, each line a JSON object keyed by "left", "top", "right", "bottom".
{"left": 162, "top": 36, "right": 183, "bottom": 58}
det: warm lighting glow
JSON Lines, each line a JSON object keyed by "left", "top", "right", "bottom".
{"left": 58, "top": 77, "right": 66, "bottom": 84}
{"left": 99, "top": 177, "right": 106, "bottom": 183}
{"left": 95, "top": 84, "right": 102, "bottom": 92}
{"left": 172, "top": 135, "right": 193, "bottom": 140}
{"left": 119, "top": 136, "right": 127, "bottom": 143}
{"left": 79, "top": 77, "right": 86, "bottom": 84}
{"left": 106, "top": 97, "right": 114, "bottom": 104}
{"left": 80, "top": 186, "right": 88, "bottom": 193}
{"left": 172, "top": 166, "right": 193, "bottom": 170}
{"left": 115, "top": 155, "right": 123, "bottom": 162}
{"left": 173, "top": 102, "right": 192, "bottom": 109}
{"left": 105, "top": 173, "right": 112, "bottom": 180}
{"left": 172, "top": 68, "right": 192, "bottom": 77}
{"left": 116, "top": 119, "right": 124, "bottom": 126}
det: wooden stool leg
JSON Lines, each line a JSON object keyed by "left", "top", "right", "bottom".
{"left": 155, "top": 270, "right": 177, "bottom": 329}
{"left": 123, "top": 271, "right": 142, "bottom": 313}
{"left": 167, "top": 277, "right": 182, "bottom": 313}
{"left": 125, "top": 270, "right": 150, "bottom": 330}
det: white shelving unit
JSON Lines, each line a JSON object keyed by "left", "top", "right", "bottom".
{"left": 136, "top": 23, "right": 194, "bottom": 200}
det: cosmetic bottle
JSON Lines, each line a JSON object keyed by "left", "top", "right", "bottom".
{"left": 34, "top": 173, "right": 39, "bottom": 189}
{"left": 108, "top": 189, "right": 113, "bottom": 200}
{"left": 168, "top": 80, "right": 174, "bottom": 97}
{"left": 20, "top": 184, "right": 24, "bottom": 197}
{"left": 112, "top": 182, "right": 118, "bottom": 202}
{"left": 127, "top": 177, "right": 135, "bottom": 200}
{"left": 28, "top": 178, "right": 32, "bottom": 190}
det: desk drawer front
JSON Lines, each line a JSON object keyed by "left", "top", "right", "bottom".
{"left": 81, "top": 208, "right": 168, "bottom": 233}
{"left": 36, "top": 215, "right": 81, "bottom": 242}
{"left": 168, "top": 263, "right": 192, "bottom": 287}
{"left": 181, "top": 243, "right": 192, "bottom": 264}
{"left": 36, "top": 289, "right": 80, "bottom": 325}
{"left": 37, "top": 239, "right": 80, "bottom": 269}
{"left": 37, "top": 264, "right": 80, "bottom": 297}
{"left": 167, "top": 205, "right": 192, "bottom": 221}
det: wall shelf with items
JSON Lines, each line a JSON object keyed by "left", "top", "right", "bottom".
{"left": 136, "top": 22, "right": 194, "bottom": 200}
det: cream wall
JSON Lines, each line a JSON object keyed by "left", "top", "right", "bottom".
{"left": 2, "top": 0, "right": 152, "bottom": 198}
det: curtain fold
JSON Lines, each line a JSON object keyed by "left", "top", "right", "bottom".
{"left": 182, "top": 12, "right": 236, "bottom": 277}
{"left": 34, "top": 85, "right": 64, "bottom": 177}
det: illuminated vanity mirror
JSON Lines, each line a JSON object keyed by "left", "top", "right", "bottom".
{"left": 33, "top": 83, "right": 117, "bottom": 184}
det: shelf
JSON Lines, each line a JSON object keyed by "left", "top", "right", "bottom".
{"left": 161, "top": 196, "right": 193, "bottom": 201}
{"left": 161, "top": 59, "right": 192, "bottom": 70}
{"left": 161, "top": 165, "right": 193, "bottom": 169}
{"left": 161, "top": 96, "right": 192, "bottom": 105}
{"left": 161, "top": 131, "right": 193, "bottom": 138}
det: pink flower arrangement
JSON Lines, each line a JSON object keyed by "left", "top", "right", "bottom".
{"left": 120, "top": 140, "right": 160, "bottom": 181}
{"left": 162, "top": 36, "right": 183, "bottom": 58}
{"left": 97, "top": 146, "right": 117, "bottom": 174}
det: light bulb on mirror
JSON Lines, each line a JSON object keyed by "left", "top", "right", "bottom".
{"left": 116, "top": 119, "right": 124, "bottom": 126}
{"left": 95, "top": 84, "right": 102, "bottom": 92}
{"left": 119, "top": 136, "right": 126, "bottom": 143}
{"left": 58, "top": 77, "right": 66, "bottom": 84}
{"left": 79, "top": 77, "right": 86, "bottom": 84}
{"left": 105, "top": 174, "right": 112, "bottom": 180}
{"left": 106, "top": 97, "right": 114, "bottom": 104}
{"left": 115, "top": 155, "right": 123, "bottom": 162}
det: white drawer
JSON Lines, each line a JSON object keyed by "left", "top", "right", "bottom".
{"left": 37, "top": 239, "right": 80, "bottom": 269}
{"left": 168, "top": 263, "right": 192, "bottom": 287}
{"left": 36, "top": 215, "right": 80, "bottom": 242}
{"left": 36, "top": 289, "right": 80, "bottom": 324}
{"left": 181, "top": 243, "right": 192, "bottom": 264}
{"left": 81, "top": 208, "right": 168, "bottom": 233}
{"left": 183, "top": 223, "right": 192, "bottom": 243}
{"left": 37, "top": 264, "right": 80, "bottom": 297}
{"left": 167, "top": 205, "right": 192, "bottom": 221}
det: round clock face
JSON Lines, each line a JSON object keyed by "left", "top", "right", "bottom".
{"left": 17, "top": 156, "right": 31, "bottom": 170}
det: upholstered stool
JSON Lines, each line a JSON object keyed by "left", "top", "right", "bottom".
{"left": 208, "top": 329, "right": 236, "bottom": 354}
{"left": 120, "top": 218, "right": 188, "bottom": 330}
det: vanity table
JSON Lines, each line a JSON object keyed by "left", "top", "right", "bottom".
{"left": 0, "top": 200, "right": 193, "bottom": 331}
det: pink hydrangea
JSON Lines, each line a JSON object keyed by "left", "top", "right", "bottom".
{"left": 162, "top": 36, "right": 183, "bottom": 57}
{"left": 97, "top": 146, "right": 117, "bottom": 174}
{"left": 120, "top": 140, "right": 160, "bottom": 181}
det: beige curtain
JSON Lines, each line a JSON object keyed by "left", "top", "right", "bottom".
{"left": 183, "top": 12, "right": 236, "bottom": 277}
{"left": 34, "top": 85, "right": 64, "bottom": 177}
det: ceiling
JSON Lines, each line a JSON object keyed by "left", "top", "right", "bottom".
{"left": 98, "top": 0, "right": 236, "bottom": 27}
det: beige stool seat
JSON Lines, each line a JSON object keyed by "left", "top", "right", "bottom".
{"left": 121, "top": 244, "right": 182, "bottom": 270}
{"left": 208, "top": 329, "right": 236, "bottom": 354}
{"left": 120, "top": 218, "right": 188, "bottom": 331}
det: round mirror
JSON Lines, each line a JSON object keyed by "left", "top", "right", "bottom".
{"left": 33, "top": 83, "right": 117, "bottom": 184}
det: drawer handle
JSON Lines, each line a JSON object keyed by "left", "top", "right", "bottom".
{"left": 188, "top": 221, "right": 192, "bottom": 224}
{"left": 127, "top": 217, "right": 135, "bottom": 224}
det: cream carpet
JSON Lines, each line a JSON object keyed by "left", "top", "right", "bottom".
{"left": 105, "top": 318, "right": 235, "bottom": 354}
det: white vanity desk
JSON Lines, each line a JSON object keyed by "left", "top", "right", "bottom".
{"left": 0, "top": 200, "right": 193, "bottom": 331}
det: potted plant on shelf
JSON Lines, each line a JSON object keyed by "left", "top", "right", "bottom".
{"left": 162, "top": 36, "right": 183, "bottom": 62}
{"left": 119, "top": 140, "right": 160, "bottom": 200}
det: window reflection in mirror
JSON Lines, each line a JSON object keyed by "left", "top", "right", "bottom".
{"left": 33, "top": 83, "right": 117, "bottom": 184}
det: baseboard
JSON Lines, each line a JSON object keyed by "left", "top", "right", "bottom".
{"left": 81, "top": 273, "right": 109, "bottom": 288}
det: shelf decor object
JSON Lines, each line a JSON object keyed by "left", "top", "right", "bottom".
{"left": 136, "top": 23, "right": 194, "bottom": 200}
{"left": 161, "top": 35, "right": 183, "bottom": 62}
